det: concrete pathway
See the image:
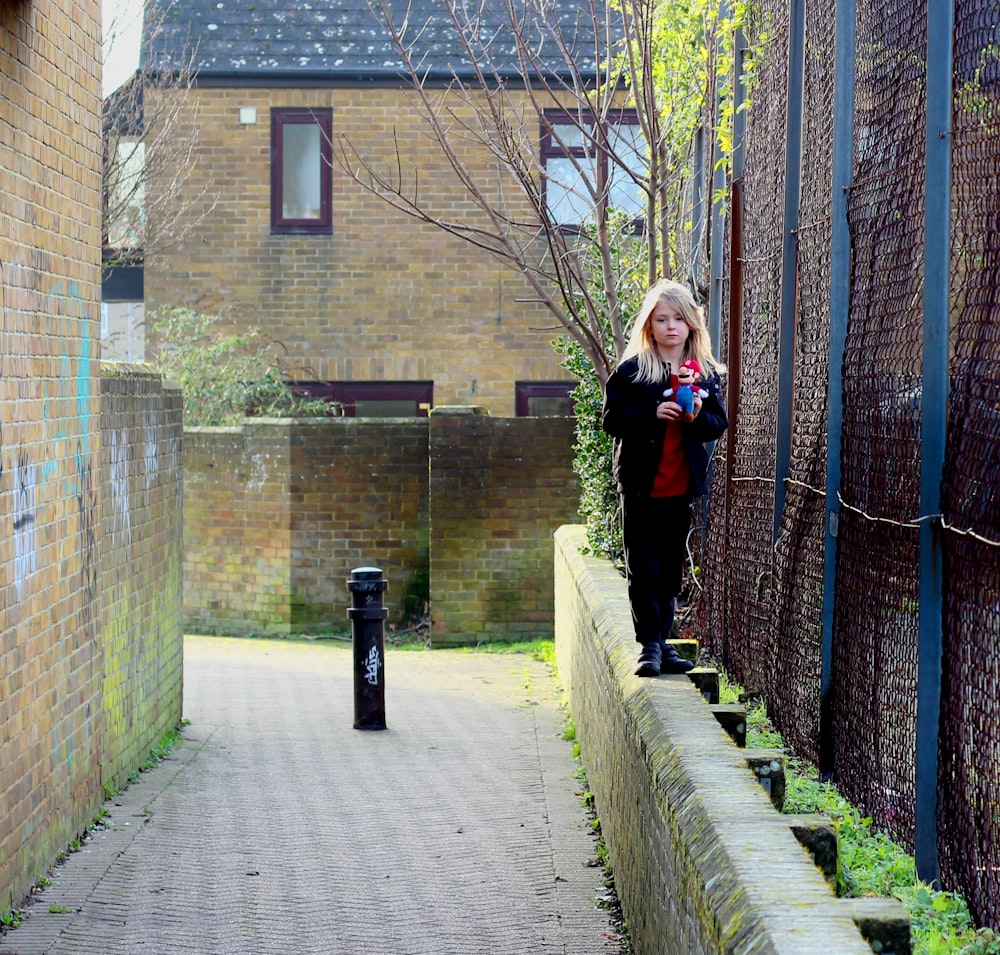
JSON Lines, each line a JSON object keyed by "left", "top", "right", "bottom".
{"left": 1, "top": 636, "right": 621, "bottom": 955}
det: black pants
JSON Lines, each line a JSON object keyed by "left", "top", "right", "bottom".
{"left": 621, "top": 494, "right": 692, "bottom": 646}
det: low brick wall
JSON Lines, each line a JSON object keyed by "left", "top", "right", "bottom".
{"left": 290, "top": 418, "right": 430, "bottom": 631}
{"left": 429, "top": 409, "right": 581, "bottom": 645}
{"left": 554, "top": 524, "right": 908, "bottom": 955}
{"left": 183, "top": 412, "right": 578, "bottom": 642}
{"left": 184, "top": 422, "right": 295, "bottom": 636}
{"left": 1, "top": 364, "right": 184, "bottom": 914}
{"left": 183, "top": 418, "right": 428, "bottom": 636}
{"left": 99, "top": 366, "right": 185, "bottom": 793}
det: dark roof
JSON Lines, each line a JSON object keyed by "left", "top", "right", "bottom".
{"left": 103, "top": 73, "right": 143, "bottom": 135}
{"left": 142, "top": 0, "right": 612, "bottom": 86}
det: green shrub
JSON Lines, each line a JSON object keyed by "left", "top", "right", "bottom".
{"left": 151, "top": 307, "right": 339, "bottom": 426}
{"left": 553, "top": 223, "right": 649, "bottom": 562}
{"left": 556, "top": 337, "right": 622, "bottom": 561}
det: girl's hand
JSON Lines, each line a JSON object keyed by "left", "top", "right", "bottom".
{"left": 692, "top": 393, "right": 703, "bottom": 418}
{"left": 656, "top": 401, "right": 682, "bottom": 421}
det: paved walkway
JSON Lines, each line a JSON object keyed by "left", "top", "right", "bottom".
{"left": 1, "top": 636, "right": 620, "bottom": 955}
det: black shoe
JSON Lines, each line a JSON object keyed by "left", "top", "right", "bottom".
{"left": 659, "top": 643, "right": 695, "bottom": 674}
{"left": 634, "top": 643, "right": 661, "bottom": 677}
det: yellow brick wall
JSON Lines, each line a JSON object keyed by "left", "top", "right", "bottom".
{"left": 144, "top": 86, "right": 577, "bottom": 416}
{"left": 181, "top": 416, "right": 579, "bottom": 643}
{"left": 98, "top": 366, "right": 185, "bottom": 794}
{"left": 0, "top": 0, "right": 105, "bottom": 910}
{"left": 1, "top": 0, "right": 184, "bottom": 916}
{"left": 428, "top": 411, "right": 580, "bottom": 644}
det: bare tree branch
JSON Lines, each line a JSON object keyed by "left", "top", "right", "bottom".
{"left": 102, "top": 4, "right": 218, "bottom": 269}
{"left": 334, "top": 0, "right": 711, "bottom": 386}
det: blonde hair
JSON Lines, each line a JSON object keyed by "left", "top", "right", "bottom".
{"left": 621, "top": 279, "right": 727, "bottom": 384}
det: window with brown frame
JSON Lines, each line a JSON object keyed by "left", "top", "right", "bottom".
{"left": 515, "top": 381, "right": 576, "bottom": 417}
{"left": 293, "top": 381, "right": 433, "bottom": 418}
{"left": 270, "top": 108, "right": 332, "bottom": 234}
{"left": 540, "top": 110, "right": 646, "bottom": 232}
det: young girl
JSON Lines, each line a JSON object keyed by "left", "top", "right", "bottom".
{"left": 602, "top": 280, "right": 728, "bottom": 676}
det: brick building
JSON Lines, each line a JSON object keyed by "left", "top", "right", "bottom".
{"left": 139, "top": 0, "right": 639, "bottom": 417}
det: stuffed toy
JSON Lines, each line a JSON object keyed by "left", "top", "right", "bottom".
{"left": 664, "top": 358, "right": 707, "bottom": 422}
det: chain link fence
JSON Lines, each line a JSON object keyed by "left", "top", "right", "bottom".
{"left": 696, "top": 0, "right": 1000, "bottom": 928}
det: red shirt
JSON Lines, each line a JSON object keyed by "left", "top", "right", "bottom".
{"left": 650, "top": 420, "right": 690, "bottom": 497}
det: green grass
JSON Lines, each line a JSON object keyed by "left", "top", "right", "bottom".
{"left": 457, "top": 637, "right": 557, "bottom": 667}
{"left": 719, "top": 673, "right": 1000, "bottom": 955}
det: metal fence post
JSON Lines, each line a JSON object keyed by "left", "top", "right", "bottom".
{"left": 707, "top": 0, "right": 730, "bottom": 351}
{"left": 773, "top": 0, "right": 806, "bottom": 543}
{"left": 916, "top": 0, "right": 954, "bottom": 887}
{"left": 348, "top": 567, "right": 388, "bottom": 731}
{"left": 692, "top": 123, "right": 707, "bottom": 285}
{"left": 820, "top": 0, "right": 857, "bottom": 777}
{"left": 721, "top": 18, "right": 748, "bottom": 668}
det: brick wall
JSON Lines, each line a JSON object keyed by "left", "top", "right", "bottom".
{"left": 1, "top": 0, "right": 105, "bottom": 912}
{"left": 98, "top": 366, "right": 185, "bottom": 792}
{"left": 1, "top": 1, "right": 184, "bottom": 914}
{"left": 143, "top": 86, "right": 574, "bottom": 416}
{"left": 183, "top": 424, "right": 293, "bottom": 635}
{"left": 289, "top": 419, "right": 429, "bottom": 631}
{"left": 0, "top": 361, "right": 185, "bottom": 914}
{"left": 183, "top": 418, "right": 430, "bottom": 635}
{"left": 429, "top": 409, "right": 581, "bottom": 645}
{"left": 182, "top": 414, "right": 578, "bottom": 642}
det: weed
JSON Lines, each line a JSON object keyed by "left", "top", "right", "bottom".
{"left": 520, "top": 659, "right": 539, "bottom": 696}
{"left": 142, "top": 728, "right": 184, "bottom": 771}
{"left": 3, "top": 727, "right": 188, "bottom": 937}
{"left": 743, "top": 697, "right": 784, "bottom": 749}
{"left": 106, "top": 727, "right": 186, "bottom": 799}
{"left": 562, "top": 715, "right": 577, "bottom": 742}
{"left": 553, "top": 672, "right": 632, "bottom": 955}
{"left": 578, "top": 792, "right": 631, "bottom": 954}
{"left": 48, "top": 904, "right": 72, "bottom": 915}
{"left": 0, "top": 909, "right": 25, "bottom": 929}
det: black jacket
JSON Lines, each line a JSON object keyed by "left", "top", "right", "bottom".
{"left": 602, "top": 357, "right": 728, "bottom": 498}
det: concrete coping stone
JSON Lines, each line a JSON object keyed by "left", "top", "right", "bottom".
{"left": 429, "top": 404, "right": 490, "bottom": 415}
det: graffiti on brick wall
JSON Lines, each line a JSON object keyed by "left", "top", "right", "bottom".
{"left": 1, "top": 259, "right": 99, "bottom": 609}
{"left": 145, "top": 413, "right": 160, "bottom": 490}
{"left": 109, "top": 428, "right": 132, "bottom": 547}
{"left": 12, "top": 449, "right": 38, "bottom": 595}
{"left": 76, "top": 444, "right": 98, "bottom": 609}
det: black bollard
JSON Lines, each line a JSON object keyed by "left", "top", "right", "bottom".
{"left": 347, "top": 567, "right": 388, "bottom": 730}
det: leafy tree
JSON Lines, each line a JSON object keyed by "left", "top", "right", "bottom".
{"left": 151, "top": 307, "right": 339, "bottom": 426}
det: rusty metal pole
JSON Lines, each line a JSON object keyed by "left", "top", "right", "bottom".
{"left": 347, "top": 567, "right": 387, "bottom": 731}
